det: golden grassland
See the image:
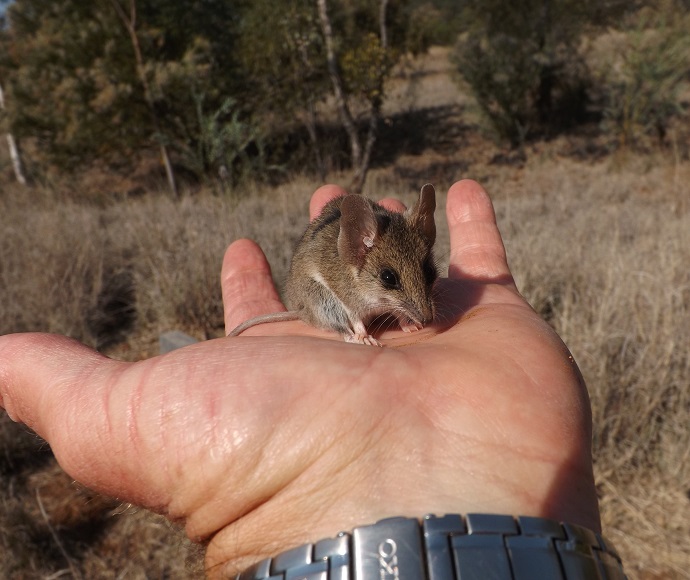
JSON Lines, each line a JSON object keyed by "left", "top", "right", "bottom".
{"left": 1, "top": 47, "right": 689, "bottom": 578}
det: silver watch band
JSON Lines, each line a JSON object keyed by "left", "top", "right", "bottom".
{"left": 236, "top": 513, "right": 626, "bottom": 580}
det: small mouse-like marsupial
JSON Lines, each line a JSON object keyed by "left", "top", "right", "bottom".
{"left": 229, "top": 183, "right": 438, "bottom": 346}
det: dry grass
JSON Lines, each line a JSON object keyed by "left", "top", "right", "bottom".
{"left": 1, "top": 46, "right": 689, "bottom": 578}
{"left": 0, "top": 178, "right": 324, "bottom": 351}
{"left": 490, "top": 156, "right": 690, "bottom": 579}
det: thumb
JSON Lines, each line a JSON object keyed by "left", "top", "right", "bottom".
{"left": 222, "top": 238, "right": 285, "bottom": 333}
{"left": 0, "top": 333, "right": 104, "bottom": 431}
{"left": 0, "top": 333, "right": 171, "bottom": 509}
{"left": 446, "top": 179, "right": 516, "bottom": 288}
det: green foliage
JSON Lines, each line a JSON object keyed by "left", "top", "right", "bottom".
{"left": 236, "top": 0, "right": 429, "bottom": 178}
{"left": 596, "top": 9, "right": 690, "bottom": 148}
{"left": 236, "top": 0, "right": 328, "bottom": 121}
{"left": 180, "top": 94, "right": 267, "bottom": 186}
{"left": 341, "top": 32, "right": 391, "bottom": 103}
{"left": 2, "top": 0, "right": 247, "bottom": 175}
{"left": 4, "top": 2, "right": 138, "bottom": 166}
{"left": 1, "top": 0, "right": 434, "bottom": 186}
{"left": 404, "top": 2, "right": 450, "bottom": 51}
{"left": 456, "top": 33, "right": 539, "bottom": 145}
{"left": 453, "top": 0, "right": 631, "bottom": 145}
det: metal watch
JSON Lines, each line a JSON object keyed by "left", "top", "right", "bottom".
{"left": 236, "top": 513, "right": 626, "bottom": 580}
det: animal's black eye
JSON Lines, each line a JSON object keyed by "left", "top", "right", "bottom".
{"left": 380, "top": 268, "right": 400, "bottom": 290}
{"left": 423, "top": 258, "right": 438, "bottom": 285}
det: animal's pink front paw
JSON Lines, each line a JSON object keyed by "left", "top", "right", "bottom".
{"left": 344, "top": 332, "right": 383, "bottom": 347}
{"left": 400, "top": 321, "right": 423, "bottom": 333}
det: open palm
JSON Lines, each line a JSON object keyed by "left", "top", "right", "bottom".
{"left": 0, "top": 180, "right": 599, "bottom": 578}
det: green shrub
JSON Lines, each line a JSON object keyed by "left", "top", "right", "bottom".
{"left": 454, "top": 32, "right": 539, "bottom": 145}
{"left": 452, "top": 0, "right": 628, "bottom": 146}
{"left": 594, "top": 11, "right": 690, "bottom": 148}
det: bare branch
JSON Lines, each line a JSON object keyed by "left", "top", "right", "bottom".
{"left": 0, "top": 82, "right": 27, "bottom": 186}
{"left": 380, "top": 0, "right": 389, "bottom": 49}
{"left": 350, "top": 0, "right": 389, "bottom": 193}
{"left": 316, "top": 0, "right": 361, "bottom": 169}
{"left": 106, "top": 0, "right": 177, "bottom": 195}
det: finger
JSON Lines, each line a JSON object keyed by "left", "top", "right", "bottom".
{"left": 0, "top": 333, "right": 170, "bottom": 508}
{"left": 445, "top": 180, "right": 516, "bottom": 287}
{"left": 309, "top": 186, "right": 405, "bottom": 216}
{"left": 309, "top": 184, "right": 347, "bottom": 220}
{"left": 222, "top": 239, "right": 285, "bottom": 333}
{"left": 0, "top": 334, "right": 102, "bottom": 429}
{"left": 0, "top": 332, "right": 258, "bottom": 538}
{"left": 378, "top": 197, "right": 406, "bottom": 213}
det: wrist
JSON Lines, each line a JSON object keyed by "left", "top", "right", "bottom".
{"left": 226, "top": 513, "right": 625, "bottom": 580}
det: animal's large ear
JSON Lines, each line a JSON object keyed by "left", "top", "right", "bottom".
{"left": 406, "top": 183, "right": 436, "bottom": 246}
{"left": 338, "top": 194, "right": 378, "bottom": 268}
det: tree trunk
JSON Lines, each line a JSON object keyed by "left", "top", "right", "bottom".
{"left": 349, "top": 0, "right": 389, "bottom": 193}
{"left": 108, "top": 0, "right": 177, "bottom": 196}
{"left": 304, "top": 97, "right": 326, "bottom": 181}
{"left": 0, "top": 83, "right": 27, "bottom": 186}
{"left": 349, "top": 106, "right": 378, "bottom": 194}
{"left": 5, "top": 133, "right": 26, "bottom": 186}
{"left": 379, "top": 0, "right": 389, "bottom": 50}
{"left": 316, "top": 0, "right": 390, "bottom": 193}
{"left": 296, "top": 39, "right": 327, "bottom": 181}
{"left": 316, "top": 0, "right": 362, "bottom": 171}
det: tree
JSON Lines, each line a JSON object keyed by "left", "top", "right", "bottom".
{"left": 317, "top": 0, "right": 390, "bottom": 192}
{"left": 238, "top": 0, "right": 433, "bottom": 191}
{"left": 2, "top": 0, "right": 433, "bottom": 189}
{"left": 454, "top": 0, "right": 635, "bottom": 145}
{"left": 4, "top": 1, "right": 139, "bottom": 168}
{"left": 597, "top": 6, "right": 690, "bottom": 149}
{"left": 106, "top": 0, "right": 177, "bottom": 195}
{"left": 235, "top": 0, "right": 330, "bottom": 179}
{"left": 2, "top": 0, "right": 248, "bottom": 187}
{"left": 0, "top": 81, "right": 27, "bottom": 185}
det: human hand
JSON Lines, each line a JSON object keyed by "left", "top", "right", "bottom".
{"left": 0, "top": 180, "right": 600, "bottom": 578}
